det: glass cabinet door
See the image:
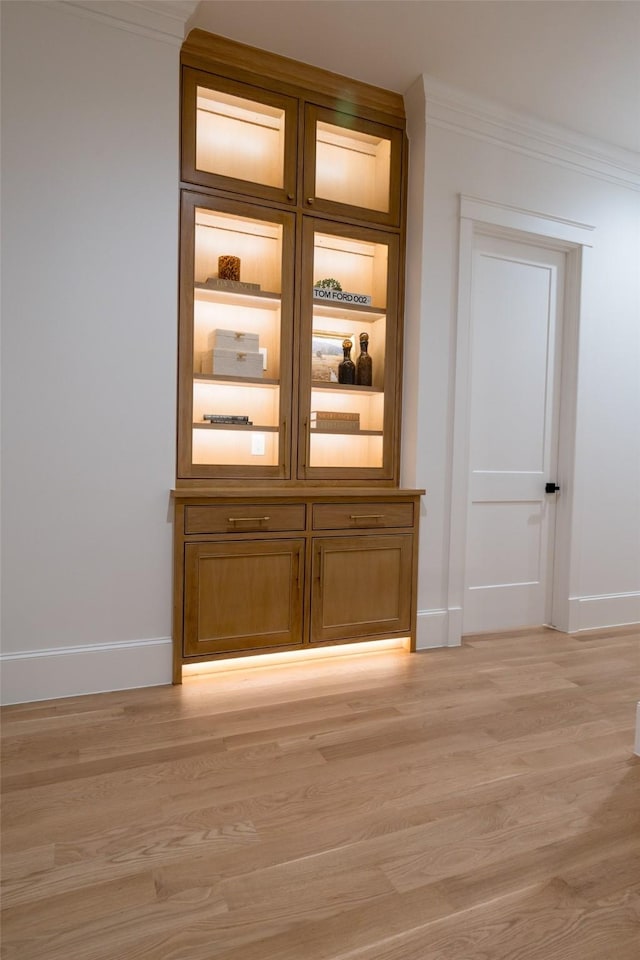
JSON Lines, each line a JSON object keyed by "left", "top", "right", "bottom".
{"left": 297, "top": 219, "right": 400, "bottom": 481}
{"left": 303, "top": 105, "right": 403, "bottom": 227}
{"left": 178, "top": 192, "right": 295, "bottom": 480}
{"left": 182, "top": 68, "right": 298, "bottom": 205}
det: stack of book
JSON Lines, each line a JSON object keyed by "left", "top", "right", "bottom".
{"left": 201, "top": 277, "right": 261, "bottom": 293}
{"left": 310, "top": 411, "right": 360, "bottom": 432}
{"left": 203, "top": 414, "right": 253, "bottom": 426}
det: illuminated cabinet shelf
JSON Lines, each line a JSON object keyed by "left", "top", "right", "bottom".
{"left": 172, "top": 30, "right": 423, "bottom": 680}
{"left": 299, "top": 218, "right": 398, "bottom": 478}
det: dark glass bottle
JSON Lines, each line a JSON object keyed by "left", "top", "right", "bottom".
{"left": 356, "top": 331, "right": 372, "bottom": 386}
{"left": 338, "top": 338, "right": 356, "bottom": 384}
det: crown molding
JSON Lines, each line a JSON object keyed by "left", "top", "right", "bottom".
{"left": 54, "top": 1, "right": 199, "bottom": 46}
{"left": 419, "top": 75, "right": 640, "bottom": 192}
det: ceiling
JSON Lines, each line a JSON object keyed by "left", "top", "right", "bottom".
{"left": 186, "top": 0, "right": 640, "bottom": 155}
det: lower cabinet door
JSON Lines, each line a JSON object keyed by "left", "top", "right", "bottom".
{"left": 311, "top": 534, "right": 413, "bottom": 643}
{"left": 184, "top": 539, "right": 304, "bottom": 656}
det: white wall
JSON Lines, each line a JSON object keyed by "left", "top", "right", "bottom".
{"left": 1, "top": 2, "right": 180, "bottom": 702}
{"left": 403, "top": 77, "right": 640, "bottom": 647}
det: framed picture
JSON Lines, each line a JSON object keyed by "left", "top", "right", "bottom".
{"left": 311, "top": 331, "right": 350, "bottom": 383}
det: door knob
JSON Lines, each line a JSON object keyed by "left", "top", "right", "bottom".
{"left": 545, "top": 482, "right": 560, "bottom": 493}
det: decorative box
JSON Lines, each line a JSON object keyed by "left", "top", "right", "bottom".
{"left": 208, "top": 329, "right": 260, "bottom": 352}
{"left": 202, "top": 348, "right": 264, "bottom": 379}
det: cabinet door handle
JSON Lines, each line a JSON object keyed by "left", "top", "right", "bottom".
{"left": 315, "top": 548, "right": 323, "bottom": 581}
{"left": 350, "top": 514, "right": 385, "bottom": 521}
{"left": 306, "top": 197, "right": 314, "bottom": 205}
{"left": 301, "top": 419, "right": 308, "bottom": 468}
{"left": 281, "top": 418, "right": 287, "bottom": 468}
{"left": 228, "top": 516, "right": 271, "bottom": 523}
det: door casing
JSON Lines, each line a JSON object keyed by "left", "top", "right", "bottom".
{"left": 447, "top": 196, "right": 595, "bottom": 644}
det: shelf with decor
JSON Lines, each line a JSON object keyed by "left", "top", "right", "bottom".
{"left": 298, "top": 218, "right": 397, "bottom": 478}
{"left": 193, "top": 423, "right": 279, "bottom": 432}
{"left": 194, "top": 284, "right": 282, "bottom": 307}
{"left": 310, "top": 382, "right": 382, "bottom": 395}
{"left": 194, "top": 374, "right": 280, "bottom": 386}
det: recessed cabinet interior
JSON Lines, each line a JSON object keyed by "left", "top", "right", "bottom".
{"left": 303, "top": 104, "right": 403, "bottom": 226}
{"left": 300, "top": 219, "right": 398, "bottom": 478}
{"left": 173, "top": 30, "right": 423, "bottom": 681}
{"left": 182, "top": 67, "right": 298, "bottom": 204}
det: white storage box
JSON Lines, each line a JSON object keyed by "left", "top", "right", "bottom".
{"left": 202, "top": 348, "right": 264, "bottom": 379}
{"left": 208, "top": 328, "right": 260, "bottom": 352}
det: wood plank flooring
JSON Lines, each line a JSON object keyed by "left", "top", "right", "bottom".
{"left": 1, "top": 626, "right": 639, "bottom": 959}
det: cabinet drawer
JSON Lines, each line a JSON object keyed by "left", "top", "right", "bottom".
{"left": 185, "top": 503, "right": 305, "bottom": 535}
{"left": 312, "top": 502, "right": 414, "bottom": 530}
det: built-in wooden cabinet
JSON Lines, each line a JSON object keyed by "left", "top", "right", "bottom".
{"left": 178, "top": 50, "right": 405, "bottom": 482}
{"left": 172, "top": 30, "right": 422, "bottom": 680}
{"left": 173, "top": 490, "right": 421, "bottom": 681}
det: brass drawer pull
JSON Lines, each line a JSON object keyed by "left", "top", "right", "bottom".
{"left": 350, "top": 514, "right": 384, "bottom": 521}
{"left": 228, "top": 516, "right": 271, "bottom": 523}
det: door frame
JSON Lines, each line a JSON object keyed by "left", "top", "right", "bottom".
{"left": 447, "top": 196, "right": 595, "bottom": 645}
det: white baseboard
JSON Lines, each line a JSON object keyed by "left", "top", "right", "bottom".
{"left": 4, "top": 593, "right": 636, "bottom": 703}
{"left": 417, "top": 593, "right": 639, "bottom": 649}
{"left": 416, "top": 608, "right": 462, "bottom": 649}
{"left": 447, "top": 607, "right": 463, "bottom": 647}
{"left": 567, "top": 592, "right": 640, "bottom": 633}
{"left": 0, "top": 638, "right": 173, "bottom": 706}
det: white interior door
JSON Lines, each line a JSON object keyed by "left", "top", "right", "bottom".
{"left": 463, "top": 234, "right": 565, "bottom": 634}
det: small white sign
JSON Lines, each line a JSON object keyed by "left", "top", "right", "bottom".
{"left": 313, "top": 287, "right": 372, "bottom": 306}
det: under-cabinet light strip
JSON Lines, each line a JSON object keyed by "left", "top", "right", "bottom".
{"left": 195, "top": 221, "right": 280, "bottom": 240}
{"left": 182, "top": 638, "right": 411, "bottom": 677}
{"left": 196, "top": 105, "right": 281, "bottom": 132}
